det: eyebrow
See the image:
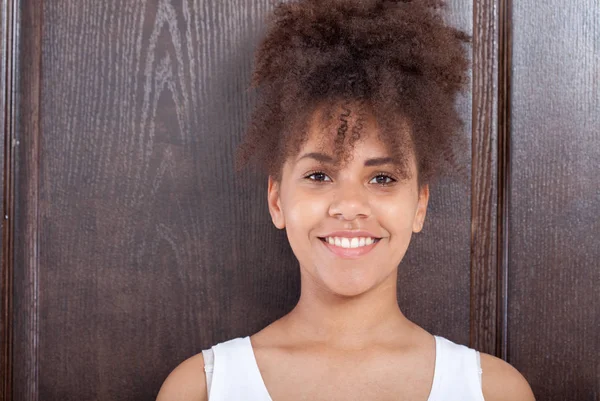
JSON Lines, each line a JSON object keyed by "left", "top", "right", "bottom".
{"left": 296, "top": 152, "right": 396, "bottom": 167}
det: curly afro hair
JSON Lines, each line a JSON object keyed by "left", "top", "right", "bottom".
{"left": 236, "top": 0, "right": 470, "bottom": 187}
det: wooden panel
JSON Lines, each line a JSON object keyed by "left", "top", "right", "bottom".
{"left": 37, "top": 1, "right": 288, "bottom": 399}
{"left": 0, "top": 0, "right": 13, "bottom": 399}
{"left": 469, "top": 0, "right": 500, "bottom": 355}
{"left": 508, "top": 1, "right": 600, "bottom": 400}
{"left": 12, "top": 0, "right": 42, "bottom": 400}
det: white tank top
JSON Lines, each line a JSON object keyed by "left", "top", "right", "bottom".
{"left": 201, "top": 335, "right": 484, "bottom": 401}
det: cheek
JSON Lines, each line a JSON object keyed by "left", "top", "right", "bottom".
{"left": 374, "top": 199, "right": 418, "bottom": 231}
{"left": 281, "top": 193, "right": 329, "bottom": 262}
{"left": 283, "top": 192, "right": 328, "bottom": 234}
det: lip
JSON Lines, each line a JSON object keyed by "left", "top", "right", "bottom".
{"left": 317, "top": 236, "right": 382, "bottom": 259}
{"left": 319, "top": 230, "right": 382, "bottom": 239}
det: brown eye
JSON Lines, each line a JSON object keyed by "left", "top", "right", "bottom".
{"left": 306, "top": 172, "right": 331, "bottom": 182}
{"left": 370, "top": 174, "right": 396, "bottom": 186}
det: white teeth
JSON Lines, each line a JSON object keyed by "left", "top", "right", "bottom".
{"left": 324, "top": 237, "right": 378, "bottom": 249}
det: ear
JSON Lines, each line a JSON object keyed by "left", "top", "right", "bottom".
{"left": 412, "top": 184, "right": 429, "bottom": 233}
{"left": 267, "top": 175, "right": 285, "bottom": 229}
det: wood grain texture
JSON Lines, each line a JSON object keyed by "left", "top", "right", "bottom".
{"left": 508, "top": 1, "right": 600, "bottom": 399}
{"left": 38, "top": 1, "right": 285, "bottom": 399}
{"left": 495, "top": 0, "right": 511, "bottom": 361}
{"left": 0, "top": 0, "right": 16, "bottom": 399}
{"left": 12, "top": 0, "right": 41, "bottom": 401}
{"left": 469, "top": 0, "right": 499, "bottom": 355}
{"left": 0, "top": 1, "right": 8, "bottom": 397}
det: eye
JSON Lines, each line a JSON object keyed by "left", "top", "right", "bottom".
{"left": 369, "top": 174, "right": 396, "bottom": 186}
{"left": 305, "top": 171, "right": 332, "bottom": 182}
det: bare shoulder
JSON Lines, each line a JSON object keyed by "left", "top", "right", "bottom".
{"left": 479, "top": 352, "right": 536, "bottom": 401}
{"left": 156, "top": 352, "right": 207, "bottom": 401}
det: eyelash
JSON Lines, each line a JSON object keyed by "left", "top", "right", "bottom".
{"left": 304, "top": 170, "right": 397, "bottom": 186}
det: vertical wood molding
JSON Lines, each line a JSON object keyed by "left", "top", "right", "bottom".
{"left": 470, "top": 0, "right": 512, "bottom": 360}
{"left": 12, "top": 0, "right": 41, "bottom": 400}
{"left": 471, "top": 0, "right": 512, "bottom": 361}
{"left": 470, "top": 0, "right": 500, "bottom": 355}
{"left": 496, "top": 0, "right": 512, "bottom": 361}
{"left": 1, "top": 1, "right": 18, "bottom": 400}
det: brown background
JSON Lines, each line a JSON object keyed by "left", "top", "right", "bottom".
{"left": 1, "top": 0, "right": 598, "bottom": 400}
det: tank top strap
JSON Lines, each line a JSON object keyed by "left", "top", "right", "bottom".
{"left": 201, "top": 348, "right": 214, "bottom": 397}
{"left": 427, "top": 336, "right": 485, "bottom": 401}
{"left": 204, "top": 336, "right": 272, "bottom": 401}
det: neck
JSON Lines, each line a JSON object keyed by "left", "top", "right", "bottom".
{"left": 281, "top": 269, "right": 412, "bottom": 350}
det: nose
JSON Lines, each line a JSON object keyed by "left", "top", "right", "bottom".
{"left": 328, "top": 181, "right": 371, "bottom": 220}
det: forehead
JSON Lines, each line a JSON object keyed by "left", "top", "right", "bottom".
{"left": 295, "top": 101, "right": 412, "bottom": 164}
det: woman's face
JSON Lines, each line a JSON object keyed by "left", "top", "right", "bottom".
{"left": 267, "top": 109, "right": 429, "bottom": 297}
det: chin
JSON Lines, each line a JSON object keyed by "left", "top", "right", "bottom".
{"left": 317, "top": 267, "right": 381, "bottom": 298}
{"left": 327, "top": 285, "right": 372, "bottom": 298}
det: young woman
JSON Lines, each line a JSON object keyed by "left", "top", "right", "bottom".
{"left": 157, "top": 0, "right": 535, "bottom": 400}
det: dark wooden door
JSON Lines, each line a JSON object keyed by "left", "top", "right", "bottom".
{"left": 1, "top": 1, "right": 597, "bottom": 400}
{"left": 507, "top": 1, "right": 600, "bottom": 399}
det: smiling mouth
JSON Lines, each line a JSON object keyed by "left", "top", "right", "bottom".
{"left": 317, "top": 236, "right": 382, "bottom": 258}
{"left": 318, "top": 237, "right": 382, "bottom": 249}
